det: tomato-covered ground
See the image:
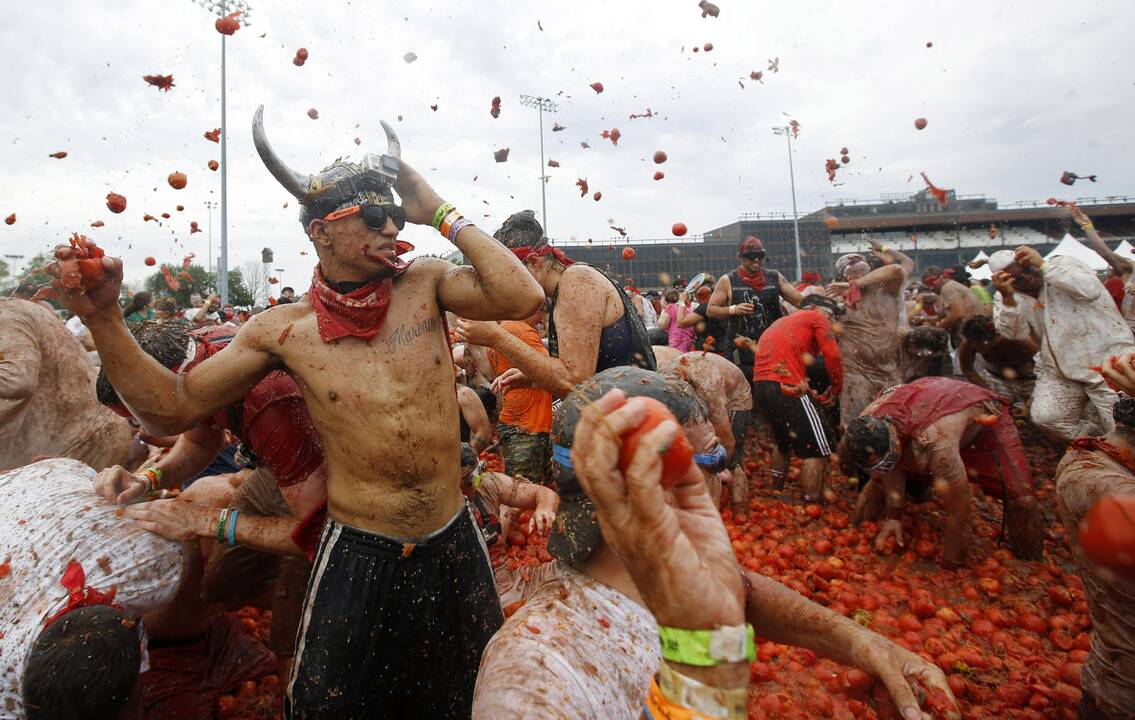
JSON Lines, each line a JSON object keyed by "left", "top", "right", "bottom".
{"left": 217, "top": 426, "right": 1085, "bottom": 720}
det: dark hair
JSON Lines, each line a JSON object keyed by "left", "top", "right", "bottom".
{"left": 906, "top": 325, "right": 949, "bottom": 353}
{"left": 799, "top": 295, "right": 846, "bottom": 318}
{"left": 663, "top": 289, "right": 680, "bottom": 303}
{"left": 493, "top": 210, "right": 545, "bottom": 249}
{"left": 96, "top": 320, "right": 191, "bottom": 406}
{"left": 474, "top": 386, "right": 498, "bottom": 425}
{"left": 459, "top": 443, "right": 479, "bottom": 470}
{"left": 961, "top": 315, "right": 998, "bottom": 343}
{"left": 921, "top": 265, "right": 942, "bottom": 280}
{"left": 155, "top": 296, "right": 177, "bottom": 313}
{"left": 122, "top": 292, "right": 153, "bottom": 318}
{"left": 1115, "top": 397, "right": 1135, "bottom": 428}
{"left": 844, "top": 416, "right": 893, "bottom": 469}
{"left": 24, "top": 606, "right": 140, "bottom": 720}
{"left": 282, "top": 287, "right": 295, "bottom": 294}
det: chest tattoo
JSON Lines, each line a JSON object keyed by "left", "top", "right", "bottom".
{"left": 385, "top": 317, "right": 442, "bottom": 353}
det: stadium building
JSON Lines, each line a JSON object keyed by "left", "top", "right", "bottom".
{"left": 551, "top": 190, "right": 1135, "bottom": 289}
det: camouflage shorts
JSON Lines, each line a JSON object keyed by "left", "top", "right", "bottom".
{"left": 498, "top": 424, "right": 551, "bottom": 485}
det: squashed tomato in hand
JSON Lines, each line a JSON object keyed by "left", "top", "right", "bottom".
{"left": 617, "top": 397, "right": 694, "bottom": 489}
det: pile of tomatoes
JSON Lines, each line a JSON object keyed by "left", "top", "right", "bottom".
{"left": 736, "top": 434, "right": 1087, "bottom": 719}
{"left": 216, "top": 428, "right": 1086, "bottom": 719}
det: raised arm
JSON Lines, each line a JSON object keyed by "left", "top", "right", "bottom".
{"left": 393, "top": 163, "right": 544, "bottom": 320}
{"left": 49, "top": 254, "right": 281, "bottom": 435}
{"left": 857, "top": 264, "right": 905, "bottom": 295}
{"left": 869, "top": 239, "right": 916, "bottom": 278}
{"left": 1071, "top": 206, "right": 1132, "bottom": 277}
{"left": 457, "top": 268, "right": 605, "bottom": 396}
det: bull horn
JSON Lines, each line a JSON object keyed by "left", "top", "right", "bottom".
{"left": 252, "top": 105, "right": 312, "bottom": 200}
{"left": 380, "top": 120, "right": 401, "bottom": 159}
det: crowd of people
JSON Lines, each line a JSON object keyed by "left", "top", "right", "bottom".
{"left": 1, "top": 119, "right": 1133, "bottom": 720}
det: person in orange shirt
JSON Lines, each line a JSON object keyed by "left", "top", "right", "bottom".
{"left": 485, "top": 306, "right": 554, "bottom": 484}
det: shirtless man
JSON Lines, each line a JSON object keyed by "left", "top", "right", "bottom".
{"left": 842, "top": 376, "right": 1044, "bottom": 565}
{"left": 0, "top": 298, "right": 136, "bottom": 471}
{"left": 829, "top": 241, "right": 913, "bottom": 426}
{"left": 656, "top": 347, "right": 754, "bottom": 513}
{"left": 48, "top": 111, "right": 544, "bottom": 719}
{"left": 922, "top": 266, "right": 988, "bottom": 333}
{"left": 957, "top": 314, "right": 1038, "bottom": 408}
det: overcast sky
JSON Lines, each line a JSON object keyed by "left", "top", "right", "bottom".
{"left": 2, "top": 0, "right": 1132, "bottom": 291}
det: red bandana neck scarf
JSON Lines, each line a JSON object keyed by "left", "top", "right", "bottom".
{"left": 44, "top": 560, "right": 123, "bottom": 628}
{"left": 844, "top": 279, "right": 863, "bottom": 309}
{"left": 1069, "top": 437, "right": 1135, "bottom": 474}
{"left": 737, "top": 267, "right": 767, "bottom": 290}
{"left": 309, "top": 265, "right": 400, "bottom": 343}
{"left": 511, "top": 244, "right": 575, "bottom": 267}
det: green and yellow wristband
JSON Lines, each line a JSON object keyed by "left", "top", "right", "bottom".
{"left": 658, "top": 624, "right": 756, "bottom": 667}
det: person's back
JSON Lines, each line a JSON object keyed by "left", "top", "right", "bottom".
{"left": 0, "top": 299, "right": 133, "bottom": 471}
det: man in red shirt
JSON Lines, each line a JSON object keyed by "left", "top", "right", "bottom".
{"left": 751, "top": 296, "right": 845, "bottom": 502}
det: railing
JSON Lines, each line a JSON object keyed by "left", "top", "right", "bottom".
{"left": 554, "top": 234, "right": 707, "bottom": 247}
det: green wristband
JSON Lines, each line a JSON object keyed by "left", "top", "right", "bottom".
{"left": 216, "top": 508, "right": 229, "bottom": 543}
{"left": 658, "top": 624, "right": 756, "bottom": 667}
{"left": 432, "top": 202, "right": 455, "bottom": 230}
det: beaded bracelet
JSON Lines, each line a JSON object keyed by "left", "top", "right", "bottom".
{"left": 431, "top": 202, "right": 456, "bottom": 230}
{"left": 447, "top": 218, "right": 473, "bottom": 244}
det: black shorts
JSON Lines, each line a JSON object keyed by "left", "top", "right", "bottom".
{"left": 730, "top": 410, "right": 751, "bottom": 467}
{"left": 752, "top": 380, "right": 836, "bottom": 459}
{"left": 285, "top": 505, "right": 504, "bottom": 719}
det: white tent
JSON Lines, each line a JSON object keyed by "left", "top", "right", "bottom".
{"left": 1114, "top": 239, "right": 1135, "bottom": 261}
{"left": 1044, "top": 233, "right": 1108, "bottom": 271}
{"left": 969, "top": 250, "right": 992, "bottom": 281}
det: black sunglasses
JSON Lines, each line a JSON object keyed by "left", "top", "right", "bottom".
{"left": 740, "top": 250, "right": 766, "bottom": 260}
{"left": 324, "top": 203, "right": 406, "bottom": 231}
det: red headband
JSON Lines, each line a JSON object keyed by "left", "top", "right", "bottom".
{"left": 512, "top": 244, "right": 575, "bottom": 267}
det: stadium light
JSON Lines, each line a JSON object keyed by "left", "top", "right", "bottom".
{"left": 191, "top": 0, "right": 253, "bottom": 306}
{"left": 772, "top": 125, "right": 803, "bottom": 281}
{"left": 519, "top": 95, "right": 558, "bottom": 236}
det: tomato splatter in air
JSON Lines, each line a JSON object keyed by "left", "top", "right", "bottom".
{"left": 4, "top": 214, "right": 14, "bottom": 225}
{"left": 90, "top": 220, "right": 104, "bottom": 227}
{"left": 190, "top": 221, "right": 201, "bottom": 234}
{"left": 653, "top": 171, "right": 665, "bottom": 180}
{"left": 142, "top": 74, "right": 175, "bottom": 92}
{"left": 593, "top": 191, "right": 602, "bottom": 201}
{"left": 307, "top": 108, "right": 319, "bottom": 119}
{"left": 215, "top": 11, "right": 242, "bottom": 35}
{"left": 576, "top": 178, "right": 589, "bottom": 197}
{"left": 920, "top": 172, "right": 949, "bottom": 205}
{"left": 914, "top": 117, "right": 928, "bottom": 130}
{"left": 653, "top": 151, "right": 667, "bottom": 164}
{"left": 204, "top": 128, "right": 221, "bottom": 142}
{"left": 622, "top": 247, "right": 636, "bottom": 260}
{"left": 168, "top": 171, "right": 187, "bottom": 190}
{"left": 589, "top": 82, "right": 604, "bottom": 94}
{"left": 49, "top": 151, "right": 67, "bottom": 159}
{"left": 490, "top": 96, "right": 501, "bottom": 118}
{"left": 208, "top": 160, "right": 219, "bottom": 171}
{"left": 106, "top": 193, "right": 127, "bottom": 214}
{"left": 493, "top": 148, "right": 510, "bottom": 162}
{"left": 672, "top": 222, "right": 688, "bottom": 237}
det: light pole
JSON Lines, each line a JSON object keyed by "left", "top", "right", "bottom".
{"left": 772, "top": 125, "right": 803, "bottom": 281}
{"left": 192, "top": 0, "right": 253, "bottom": 306}
{"left": 203, "top": 200, "right": 216, "bottom": 274}
{"left": 519, "top": 95, "right": 558, "bottom": 235}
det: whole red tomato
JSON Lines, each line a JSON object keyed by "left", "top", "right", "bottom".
{"left": 167, "top": 171, "right": 187, "bottom": 190}
{"left": 106, "top": 192, "right": 127, "bottom": 214}
{"left": 617, "top": 397, "right": 694, "bottom": 489}
{"left": 621, "top": 247, "right": 636, "bottom": 260}
{"left": 672, "top": 222, "right": 688, "bottom": 237}
{"left": 144, "top": 257, "right": 156, "bottom": 266}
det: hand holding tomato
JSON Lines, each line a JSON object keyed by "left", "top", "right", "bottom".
{"left": 47, "top": 243, "right": 123, "bottom": 320}
{"left": 570, "top": 389, "right": 745, "bottom": 631}
{"left": 849, "top": 632, "right": 959, "bottom": 720}
{"left": 1099, "top": 354, "right": 1135, "bottom": 396}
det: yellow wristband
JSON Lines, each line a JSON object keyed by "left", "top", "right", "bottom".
{"left": 431, "top": 202, "right": 455, "bottom": 229}
{"left": 657, "top": 624, "right": 756, "bottom": 667}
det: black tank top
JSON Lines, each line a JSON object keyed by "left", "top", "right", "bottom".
{"left": 726, "top": 269, "right": 783, "bottom": 367}
{"left": 547, "top": 268, "right": 657, "bottom": 373}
